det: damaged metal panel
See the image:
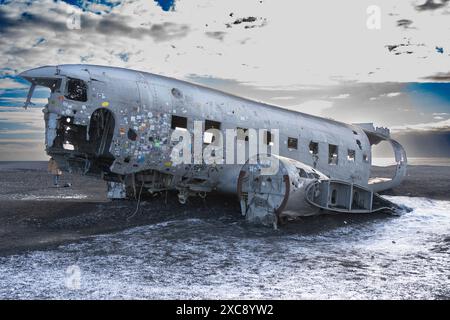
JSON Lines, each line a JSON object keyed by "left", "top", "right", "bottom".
{"left": 19, "top": 64, "right": 408, "bottom": 226}
{"left": 237, "top": 155, "right": 327, "bottom": 225}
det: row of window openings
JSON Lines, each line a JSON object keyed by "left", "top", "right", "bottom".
{"left": 67, "top": 84, "right": 365, "bottom": 165}
{"left": 65, "top": 80, "right": 366, "bottom": 164}
{"left": 310, "top": 142, "right": 368, "bottom": 165}
{"left": 171, "top": 116, "right": 369, "bottom": 164}
{"left": 66, "top": 81, "right": 368, "bottom": 165}
{"left": 171, "top": 116, "right": 273, "bottom": 145}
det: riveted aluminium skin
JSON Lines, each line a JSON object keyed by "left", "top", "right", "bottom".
{"left": 19, "top": 64, "right": 407, "bottom": 223}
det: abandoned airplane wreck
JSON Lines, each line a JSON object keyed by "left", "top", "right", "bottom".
{"left": 20, "top": 64, "right": 407, "bottom": 226}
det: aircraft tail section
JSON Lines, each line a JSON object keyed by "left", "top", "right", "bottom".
{"left": 237, "top": 155, "right": 407, "bottom": 227}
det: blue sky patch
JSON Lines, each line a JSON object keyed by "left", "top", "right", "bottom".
{"left": 406, "top": 83, "right": 450, "bottom": 114}
{"left": 59, "top": 0, "right": 121, "bottom": 14}
{"left": 154, "top": 0, "right": 175, "bottom": 11}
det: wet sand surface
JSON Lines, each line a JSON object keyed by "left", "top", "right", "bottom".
{"left": 372, "top": 165, "right": 450, "bottom": 201}
{"left": 0, "top": 162, "right": 449, "bottom": 299}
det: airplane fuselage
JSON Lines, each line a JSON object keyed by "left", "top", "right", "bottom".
{"left": 20, "top": 64, "right": 407, "bottom": 225}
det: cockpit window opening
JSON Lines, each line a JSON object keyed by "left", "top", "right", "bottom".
{"left": 49, "top": 79, "right": 62, "bottom": 93}
{"left": 29, "top": 78, "right": 62, "bottom": 93}
{"left": 65, "top": 78, "right": 87, "bottom": 102}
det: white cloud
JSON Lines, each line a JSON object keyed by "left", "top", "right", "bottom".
{"left": 330, "top": 94, "right": 350, "bottom": 99}
{"left": 385, "top": 92, "right": 402, "bottom": 98}
{"left": 0, "top": 0, "right": 449, "bottom": 89}
{"left": 390, "top": 118, "right": 450, "bottom": 132}
{"left": 255, "top": 85, "right": 322, "bottom": 91}
{"left": 0, "top": 0, "right": 449, "bottom": 160}
{"left": 433, "top": 112, "right": 448, "bottom": 116}
{"left": 270, "top": 96, "right": 296, "bottom": 100}
{"left": 288, "top": 100, "right": 334, "bottom": 117}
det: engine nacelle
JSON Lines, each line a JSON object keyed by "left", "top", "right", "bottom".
{"left": 237, "top": 155, "right": 328, "bottom": 226}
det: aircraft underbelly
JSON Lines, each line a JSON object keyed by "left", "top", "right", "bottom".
{"left": 18, "top": 64, "right": 409, "bottom": 227}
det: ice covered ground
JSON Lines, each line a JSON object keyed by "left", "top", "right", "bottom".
{"left": 0, "top": 196, "right": 448, "bottom": 299}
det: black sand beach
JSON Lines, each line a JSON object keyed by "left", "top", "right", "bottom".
{"left": 0, "top": 161, "right": 449, "bottom": 256}
{"left": 0, "top": 161, "right": 448, "bottom": 299}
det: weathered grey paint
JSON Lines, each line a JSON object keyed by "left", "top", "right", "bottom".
{"left": 19, "top": 64, "right": 407, "bottom": 224}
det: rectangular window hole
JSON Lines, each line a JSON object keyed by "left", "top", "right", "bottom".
{"left": 309, "top": 141, "right": 319, "bottom": 155}
{"left": 347, "top": 149, "right": 355, "bottom": 161}
{"left": 171, "top": 115, "right": 187, "bottom": 130}
{"left": 328, "top": 144, "right": 339, "bottom": 165}
{"left": 288, "top": 137, "right": 298, "bottom": 149}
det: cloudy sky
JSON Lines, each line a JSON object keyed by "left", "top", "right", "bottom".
{"left": 0, "top": 0, "right": 449, "bottom": 160}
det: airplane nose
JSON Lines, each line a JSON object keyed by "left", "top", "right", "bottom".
{"left": 19, "top": 66, "right": 58, "bottom": 81}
